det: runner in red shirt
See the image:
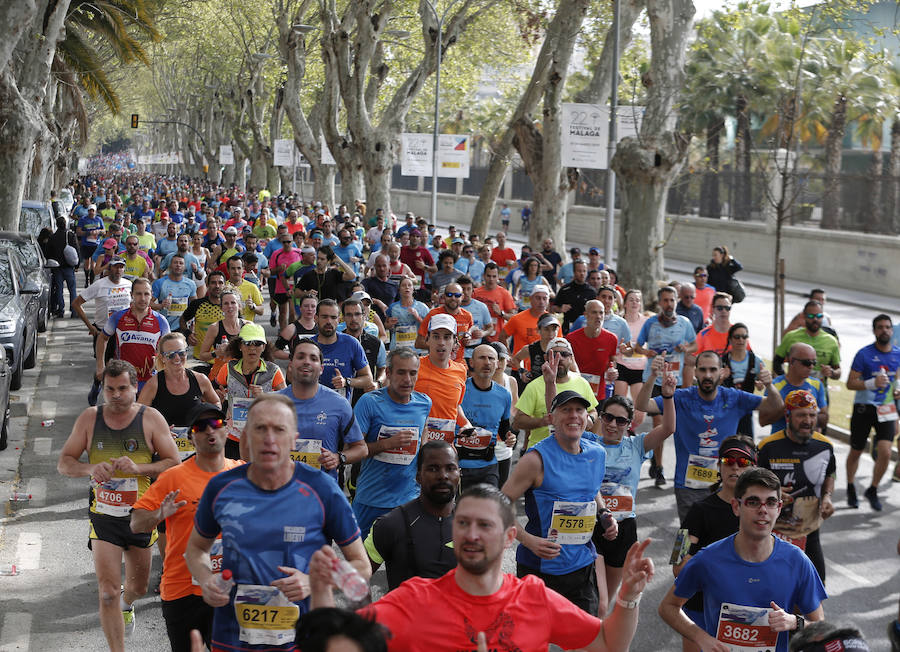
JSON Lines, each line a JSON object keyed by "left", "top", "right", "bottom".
{"left": 566, "top": 299, "right": 620, "bottom": 400}
{"left": 489, "top": 231, "right": 518, "bottom": 272}
{"left": 399, "top": 229, "right": 436, "bottom": 287}
{"left": 307, "top": 484, "right": 654, "bottom": 651}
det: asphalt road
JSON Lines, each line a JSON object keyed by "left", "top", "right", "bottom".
{"left": 0, "top": 286, "right": 896, "bottom": 651}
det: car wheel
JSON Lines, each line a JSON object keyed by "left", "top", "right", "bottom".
{"left": 24, "top": 333, "right": 37, "bottom": 369}
{"left": 0, "top": 406, "right": 8, "bottom": 451}
{"left": 10, "top": 356, "right": 22, "bottom": 391}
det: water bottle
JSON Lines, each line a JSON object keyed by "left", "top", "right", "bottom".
{"left": 213, "top": 569, "right": 234, "bottom": 593}
{"left": 605, "top": 361, "right": 616, "bottom": 398}
{"left": 10, "top": 493, "right": 32, "bottom": 502}
{"left": 332, "top": 559, "right": 368, "bottom": 601}
{"left": 0, "top": 564, "right": 17, "bottom": 576}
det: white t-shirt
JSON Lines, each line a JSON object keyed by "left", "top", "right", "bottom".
{"left": 79, "top": 277, "right": 133, "bottom": 324}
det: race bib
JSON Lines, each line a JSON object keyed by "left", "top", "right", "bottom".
{"left": 168, "top": 295, "right": 189, "bottom": 318}
{"left": 685, "top": 454, "right": 718, "bottom": 489}
{"left": 192, "top": 539, "right": 223, "bottom": 585}
{"left": 716, "top": 602, "right": 778, "bottom": 651}
{"left": 547, "top": 500, "right": 597, "bottom": 545}
{"left": 229, "top": 397, "right": 253, "bottom": 440}
{"left": 395, "top": 325, "right": 417, "bottom": 347}
{"left": 581, "top": 373, "right": 603, "bottom": 399}
{"left": 600, "top": 481, "right": 634, "bottom": 516}
{"left": 457, "top": 427, "right": 493, "bottom": 451}
{"left": 93, "top": 477, "right": 139, "bottom": 517}
{"left": 424, "top": 417, "right": 456, "bottom": 444}
{"left": 773, "top": 530, "right": 807, "bottom": 551}
{"left": 290, "top": 438, "right": 322, "bottom": 469}
{"left": 171, "top": 426, "right": 194, "bottom": 461}
{"left": 373, "top": 425, "right": 420, "bottom": 465}
{"left": 233, "top": 585, "right": 299, "bottom": 646}
{"left": 877, "top": 403, "right": 898, "bottom": 422}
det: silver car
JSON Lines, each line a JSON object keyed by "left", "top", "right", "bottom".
{"left": 0, "top": 231, "right": 52, "bottom": 332}
{"left": 0, "top": 346, "right": 11, "bottom": 451}
{"left": 0, "top": 248, "right": 40, "bottom": 390}
{"left": 19, "top": 200, "right": 55, "bottom": 236}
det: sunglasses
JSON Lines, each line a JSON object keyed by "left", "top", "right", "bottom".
{"left": 720, "top": 456, "right": 753, "bottom": 468}
{"left": 739, "top": 496, "right": 782, "bottom": 509}
{"left": 242, "top": 340, "right": 266, "bottom": 347}
{"left": 714, "top": 305, "right": 731, "bottom": 311}
{"left": 445, "top": 292, "right": 462, "bottom": 298}
{"left": 553, "top": 350, "right": 572, "bottom": 358}
{"left": 600, "top": 412, "right": 631, "bottom": 426}
{"left": 189, "top": 417, "right": 226, "bottom": 435}
{"left": 731, "top": 333, "right": 749, "bottom": 340}
{"left": 805, "top": 313, "right": 824, "bottom": 319}
{"left": 695, "top": 273, "right": 708, "bottom": 278}
{"left": 162, "top": 349, "right": 188, "bottom": 360}
{"left": 793, "top": 359, "right": 816, "bottom": 367}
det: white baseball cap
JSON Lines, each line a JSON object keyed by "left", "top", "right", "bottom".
{"left": 428, "top": 313, "right": 457, "bottom": 333}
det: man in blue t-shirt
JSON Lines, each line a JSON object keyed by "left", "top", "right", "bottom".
{"left": 312, "top": 299, "right": 374, "bottom": 402}
{"left": 352, "top": 348, "right": 433, "bottom": 539}
{"left": 150, "top": 255, "right": 197, "bottom": 329}
{"left": 280, "top": 338, "right": 367, "bottom": 482}
{"left": 185, "top": 394, "right": 368, "bottom": 652}
{"left": 659, "top": 468, "right": 827, "bottom": 652}
{"left": 845, "top": 313, "right": 900, "bottom": 511}
{"left": 77, "top": 205, "right": 105, "bottom": 286}
{"left": 332, "top": 227, "right": 363, "bottom": 276}
{"left": 637, "top": 350, "right": 783, "bottom": 522}
{"left": 633, "top": 285, "right": 698, "bottom": 486}
{"left": 459, "top": 344, "right": 513, "bottom": 489}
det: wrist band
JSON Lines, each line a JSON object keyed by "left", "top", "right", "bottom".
{"left": 864, "top": 377, "right": 877, "bottom": 390}
{"left": 616, "top": 592, "right": 641, "bottom": 609}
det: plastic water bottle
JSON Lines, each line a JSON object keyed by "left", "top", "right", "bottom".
{"left": 213, "top": 569, "right": 234, "bottom": 593}
{"left": 10, "top": 493, "right": 32, "bottom": 502}
{"left": 0, "top": 564, "right": 17, "bottom": 576}
{"left": 332, "top": 559, "right": 368, "bottom": 601}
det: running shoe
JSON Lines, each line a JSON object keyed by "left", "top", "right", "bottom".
{"left": 270, "top": 312, "right": 277, "bottom": 327}
{"left": 655, "top": 469, "right": 666, "bottom": 488}
{"left": 121, "top": 590, "right": 135, "bottom": 636}
{"left": 87, "top": 378, "right": 101, "bottom": 406}
{"left": 887, "top": 619, "right": 900, "bottom": 652}
{"left": 864, "top": 485, "right": 883, "bottom": 511}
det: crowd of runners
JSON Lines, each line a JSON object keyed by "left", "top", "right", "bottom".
{"left": 40, "top": 173, "right": 900, "bottom": 651}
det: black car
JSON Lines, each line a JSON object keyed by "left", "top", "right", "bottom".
{"left": 0, "top": 231, "right": 52, "bottom": 332}
{"left": 0, "top": 248, "right": 40, "bottom": 390}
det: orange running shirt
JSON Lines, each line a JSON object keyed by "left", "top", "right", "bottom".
{"left": 414, "top": 355, "right": 468, "bottom": 443}
{"left": 133, "top": 456, "right": 243, "bottom": 601}
{"left": 473, "top": 285, "right": 517, "bottom": 342}
{"left": 417, "top": 307, "right": 473, "bottom": 363}
{"left": 504, "top": 310, "right": 542, "bottom": 363}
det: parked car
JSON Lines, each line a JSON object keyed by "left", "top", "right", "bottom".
{"left": 57, "top": 188, "right": 75, "bottom": 216}
{"left": 0, "top": 248, "right": 40, "bottom": 390}
{"left": 19, "top": 200, "right": 55, "bottom": 236}
{"left": 0, "top": 231, "right": 52, "bottom": 332}
{"left": 0, "top": 346, "right": 11, "bottom": 451}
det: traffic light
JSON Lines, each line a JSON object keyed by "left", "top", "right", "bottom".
{"left": 131, "top": 114, "right": 139, "bottom": 129}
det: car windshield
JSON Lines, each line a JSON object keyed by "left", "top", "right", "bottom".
{"left": 0, "top": 260, "right": 13, "bottom": 296}
{"left": 0, "top": 240, "right": 38, "bottom": 270}
{"left": 19, "top": 206, "right": 50, "bottom": 235}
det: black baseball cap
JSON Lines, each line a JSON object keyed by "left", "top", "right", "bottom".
{"left": 186, "top": 402, "right": 226, "bottom": 428}
{"left": 550, "top": 390, "right": 591, "bottom": 412}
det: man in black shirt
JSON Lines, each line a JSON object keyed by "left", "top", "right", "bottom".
{"left": 539, "top": 237, "right": 562, "bottom": 290}
{"left": 298, "top": 245, "right": 356, "bottom": 302}
{"left": 363, "top": 441, "right": 459, "bottom": 591}
{"left": 361, "top": 254, "right": 399, "bottom": 323}
{"left": 342, "top": 297, "right": 385, "bottom": 406}
{"left": 552, "top": 260, "right": 596, "bottom": 333}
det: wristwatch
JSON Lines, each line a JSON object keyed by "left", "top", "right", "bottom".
{"left": 338, "top": 452, "right": 347, "bottom": 465}
{"left": 795, "top": 615, "right": 805, "bottom": 630}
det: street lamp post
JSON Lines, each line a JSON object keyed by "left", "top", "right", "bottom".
{"left": 605, "top": 0, "right": 620, "bottom": 268}
{"left": 423, "top": 0, "right": 463, "bottom": 225}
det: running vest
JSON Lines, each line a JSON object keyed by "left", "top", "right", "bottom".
{"left": 224, "top": 359, "right": 278, "bottom": 441}
{"left": 89, "top": 405, "right": 151, "bottom": 516}
{"left": 151, "top": 370, "right": 204, "bottom": 426}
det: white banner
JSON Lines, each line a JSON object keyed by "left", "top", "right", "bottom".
{"left": 136, "top": 152, "right": 183, "bottom": 165}
{"left": 617, "top": 105, "right": 644, "bottom": 141}
{"left": 321, "top": 135, "right": 336, "bottom": 165}
{"left": 400, "top": 133, "right": 471, "bottom": 178}
{"left": 273, "top": 139, "right": 296, "bottom": 167}
{"left": 437, "top": 134, "right": 470, "bottom": 178}
{"left": 219, "top": 145, "right": 234, "bottom": 165}
{"left": 562, "top": 103, "right": 609, "bottom": 169}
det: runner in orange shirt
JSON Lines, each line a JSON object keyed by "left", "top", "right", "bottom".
{"left": 473, "top": 262, "right": 517, "bottom": 343}
{"left": 695, "top": 292, "right": 743, "bottom": 356}
{"left": 500, "top": 284, "right": 550, "bottom": 362}
{"left": 415, "top": 282, "right": 474, "bottom": 363}
{"left": 131, "top": 403, "right": 242, "bottom": 652}
{"left": 414, "top": 313, "right": 472, "bottom": 444}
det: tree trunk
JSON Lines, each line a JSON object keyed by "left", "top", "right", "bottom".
{"left": 611, "top": 0, "right": 695, "bottom": 299}
{"left": 820, "top": 94, "right": 847, "bottom": 230}
{"left": 339, "top": 164, "right": 364, "bottom": 209}
{"left": 360, "top": 137, "right": 396, "bottom": 219}
{"left": 514, "top": 0, "right": 590, "bottom": 249}
{"left": 733, "top": 94, "right": 752, "bottom": 221}
{"left": 889, "top": 118, "right": 900, "bottom": 234}
{"left": 699, "top": 118, "right": 723, "bottom": 218}
{"left": 866, "top": 150, "right": 883, "bottom": 233}
{"left": 28, "top": 126, "right": 57, "bottom": 199}
{"left": 312, "top": 165, "right": 336, "bottom": 208}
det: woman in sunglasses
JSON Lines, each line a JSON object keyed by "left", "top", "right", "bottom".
{"left": 673, "top": 434, "right": 757, "bottom": 652}
{"left": 213, "top": 323, "right": 286, "bottom": 459}
{"left": 196, "top": 290, "right": 246, "bottom": 378}
{"left": 586, "top": 354, "right": 678, "bottom": 617}
{"left": 138, "top": 332, "right": 221, "bottom": 427}
{"left": 721, "top": 322, "right": 765, "bottom": 436}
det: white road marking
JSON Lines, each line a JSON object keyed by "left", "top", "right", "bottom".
{"left": 826, "top": 559, "right": 873, "bottom": 587}
{"left": 32, "top": 438, "right": 52, "bottom": 456}
{"left": 38, "top": 401, "right": 56, "bottom": 419}
{"left": 0, "top": 612, "right": 32, "bottom": 652}
{"left": 44, "top": 374, "right": 59, "bottom": 387}
{"left": 47, "top": 353, "right": 61, "bottom": 363}
{"left": 16, "top": 533, "right": 41, "bottom": 570}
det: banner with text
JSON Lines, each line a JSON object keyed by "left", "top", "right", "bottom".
{"left": 219, "top": 145, "right": 234, "bottom": 165}
{"left": 400, "top": 133, "right": 471, "bottom": 178}
{"left": 562, "top": 103, "right": 609, "bottom": 169}
{"left": 321, "top": 136, "right": 336, "bottom": 165}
